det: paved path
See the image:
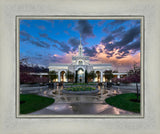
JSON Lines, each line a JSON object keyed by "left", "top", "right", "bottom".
{"left": 29, "top": 103, "right": 137, "bottom": 115}
{"left": 29, "top": 92, "right": 138, "bottom": 115}
{"left": 21, "top": 85, "right": 140, "bottom": 115}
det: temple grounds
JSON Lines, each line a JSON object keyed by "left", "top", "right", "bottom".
{"left": 20, "top": 83, "right": 140, "bottom": 115}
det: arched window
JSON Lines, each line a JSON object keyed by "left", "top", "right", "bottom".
{"left": 78, "top": 61, "right": 83, "bottom": 65}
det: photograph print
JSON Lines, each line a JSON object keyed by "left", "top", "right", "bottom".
{"left": 18, "top": 17, "right": 143, "bottom": 117}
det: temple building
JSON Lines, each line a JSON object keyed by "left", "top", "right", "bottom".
{"left": 48, "top": 37, "right": 112, "bottom": 83}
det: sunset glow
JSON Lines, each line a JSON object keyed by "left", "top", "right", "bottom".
{"left": 20, "top": 19, "right": 141, "bottom": 72}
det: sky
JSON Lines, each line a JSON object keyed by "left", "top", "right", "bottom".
{"left": 20, "top": 19, "right": 141, "bottom": 72}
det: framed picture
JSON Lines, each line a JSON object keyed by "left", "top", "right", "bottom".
{"left": 16, "top": 16, "right": 144, "bottom": 118}
{"left": 1, "top": 0, "right": 160, "bottom": 134}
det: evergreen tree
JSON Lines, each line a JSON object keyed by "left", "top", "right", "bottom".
{"left": 85, "top": 70, "right": 88, "bottom": 83}
{"left": 75, "top": 70, "right": 78, "bottom": 83}
{"left": 104, "top": 70, "right": 113, "bottom": 81}
{"left": 65, "top": 70, "right": 74, "bottom": 82}
{"left": 48, "top": 71, "right": 58, "bottom": 82}
{"left": 88, "top": 71, "right": 96, "bottom": 81}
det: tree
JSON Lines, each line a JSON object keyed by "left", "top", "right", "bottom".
{"left": 65, "top": 70, "right": 74, "bottom": 82}
{"left": 132, "top": 63, "right": 140, "bottom": 101}
{"left": 88, "top": 71, "right": 96, "bottom": 81}
{"left": 48, "top": 71, "right": 58, "bottom": 82}
{"left": 75, "top": 70, "right": 78, "bottom": 83}
{"left": 20, "top": 72, "right": 49, "bottom": 84}
{"left": 121, "top": 63, "right": 140, "bottom": 101}
{"left": 104, "top": 70, "right": 113, "bottom": 81}
{"left": 85, "top": 70, "right": 88, "bottom": 83}
{"left": 112, "top": 77, "right": 120, "bottom": 83}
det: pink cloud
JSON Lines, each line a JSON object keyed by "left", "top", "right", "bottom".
{"left": 90, "top": 43, "right": 140, "bottom": 72}
{"left": 51, "top": 43, "right": 140, "bottom": 72}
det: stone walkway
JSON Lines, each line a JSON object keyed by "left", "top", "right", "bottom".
{"left": 29, "top": 103, "right": 137, "bottom": 115}
{"left": 29, "top": 92, "right": 137, "bottom": 115}
{"left": 21, "top": 85, "right": 140, "bottom": 115}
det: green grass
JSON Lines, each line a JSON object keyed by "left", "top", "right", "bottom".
{"left": 20, "top": 94, "right": 55, "bottom": 114}
{"left": 105, "top": 93, "right": 140, "bottom": 113}
{"left": 65, "top": 86, "right": 96, "bottom": 91}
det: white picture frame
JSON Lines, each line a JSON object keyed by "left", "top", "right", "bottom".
{"left": 0, "top": 0, "right": 160, "bottom": 134}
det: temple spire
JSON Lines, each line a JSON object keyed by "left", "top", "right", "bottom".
{"left": 80, "top": 34, "right": 81, "bottom": 46}
{"left": 78, "top": 34, "right": 83, "bottom": 56}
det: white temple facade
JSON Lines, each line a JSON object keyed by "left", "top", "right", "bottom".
{"left": 48, "top": 38, "right": 112, "bottom": 82}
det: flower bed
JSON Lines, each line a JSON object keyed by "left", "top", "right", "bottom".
{"left": 65, "top": 83, "right": 96, "bottom": 86}
{"left": 62, "top": 86, "right": 99, "bottom": 95}
{"left": 65, "top": 86, "right": 96, "bottom": 91}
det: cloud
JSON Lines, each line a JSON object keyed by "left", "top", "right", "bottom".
{"left": 39, "top": 33, "right": 71, "bottom": 53}
{"left": 106, "top": 51, "right": 114, "bottom": 58}
{"left": 47, "top": 51, "right": 78, "bottom": 64}
{"left": 64, "top": 31, "right": 70, "bottom": 35}
{"left": 116, "top": 26, "right": 140, "bottom": 47}
{"left": 118, "top": 38, "right": 140, "bottom": 55}
{"left": 102, "top": 26, "right": 140, "bottom": 52}
{"left": 20, "top": 31, "right": 33, "bottom": 41}
{"left": 115, "top": 51, "right": 130, "bottom": 59}
{"left": 39, "top": 33, "right": 48, "bottom": 38}
{"left": 116, "top": 56, "right": 124, "bottom": 59}
{"left": 97, "top": 20, "right": 106, "bottom": 26}
{"left": 52, "top": 40, "right": 71, "bottom": 53}
{"left": 68, "top": 37, "right": 80, "bottom": 51}
{"left": 101, "top": 35, "right": 114, "bottom": 44}
{"left": 112, "top": 26, "right": 125, "bottom": 34}
{"left": 89, "top": 43, "right": 140, "bottom": 72}
{"left": 39, "top": 41, "right": 50, "bottom": 48}
{"left": 37, "top": 54, "right": 42, "bottom": 56}
{"left": 49, "top": 55, "right": 63, "bottom": 63}
{"left": 39, "top": 33, "right": 57, "bottom": 42}
{"left": 75, "top": 20, "right": 95, "bottom": 39}
{"left": 37, "top": 25, "right": 46, "bottom": 30}
{"left": 20, "top": 30, "right": 50, "bottom": 48}
{"left": 29, "top": 54, "right": 64, "bottom": 66}
{"left": 110, "top": 20, "right": 128, "bottom": 25}
{"left": 29, "top": 40, "right": 50, "bottom": 48}
{"left": 84, "top": 46, "right": 97, "bottom": 57}
{"left": 52, "top": 44, "right": 58, "bottom": 47}
{"left": 67, "top": 23, "right": 72, "bottom": 28}
{"left": 103, "top": 20, "right": 128, "bottom": 33}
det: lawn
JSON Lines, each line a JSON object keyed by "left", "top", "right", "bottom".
{"left": 20, "top": 94, "right": 55, "bottom": 114}
{"left": 105, "top": 93, "right": 140, "bottom": 113}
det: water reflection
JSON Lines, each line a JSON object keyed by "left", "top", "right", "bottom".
{"left": 43, "top": 103, "right": 137, "bottom": 115}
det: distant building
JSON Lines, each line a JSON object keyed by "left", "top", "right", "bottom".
{"left": 48, "top": 37, "right": 112, "bottom": 82}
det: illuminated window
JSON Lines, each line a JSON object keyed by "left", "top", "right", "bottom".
{"left": 79, "top": 61, "right": 83, "bottom": 65}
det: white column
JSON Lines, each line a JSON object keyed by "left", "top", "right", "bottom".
{"left": 100, "top": 72, "right": 103, "bottom": 82}
{"left": 64, "top": 73, "right": 68, "bottom": 82}
{"left": 58, "top": 72, "right": 61, "bottom": 82}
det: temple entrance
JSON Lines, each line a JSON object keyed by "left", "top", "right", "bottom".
{"left": 60, "top": 71, "right": 66, "bottom": 82}
{"left": 77, "top": 68, "right": 85, "bottom": 83}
